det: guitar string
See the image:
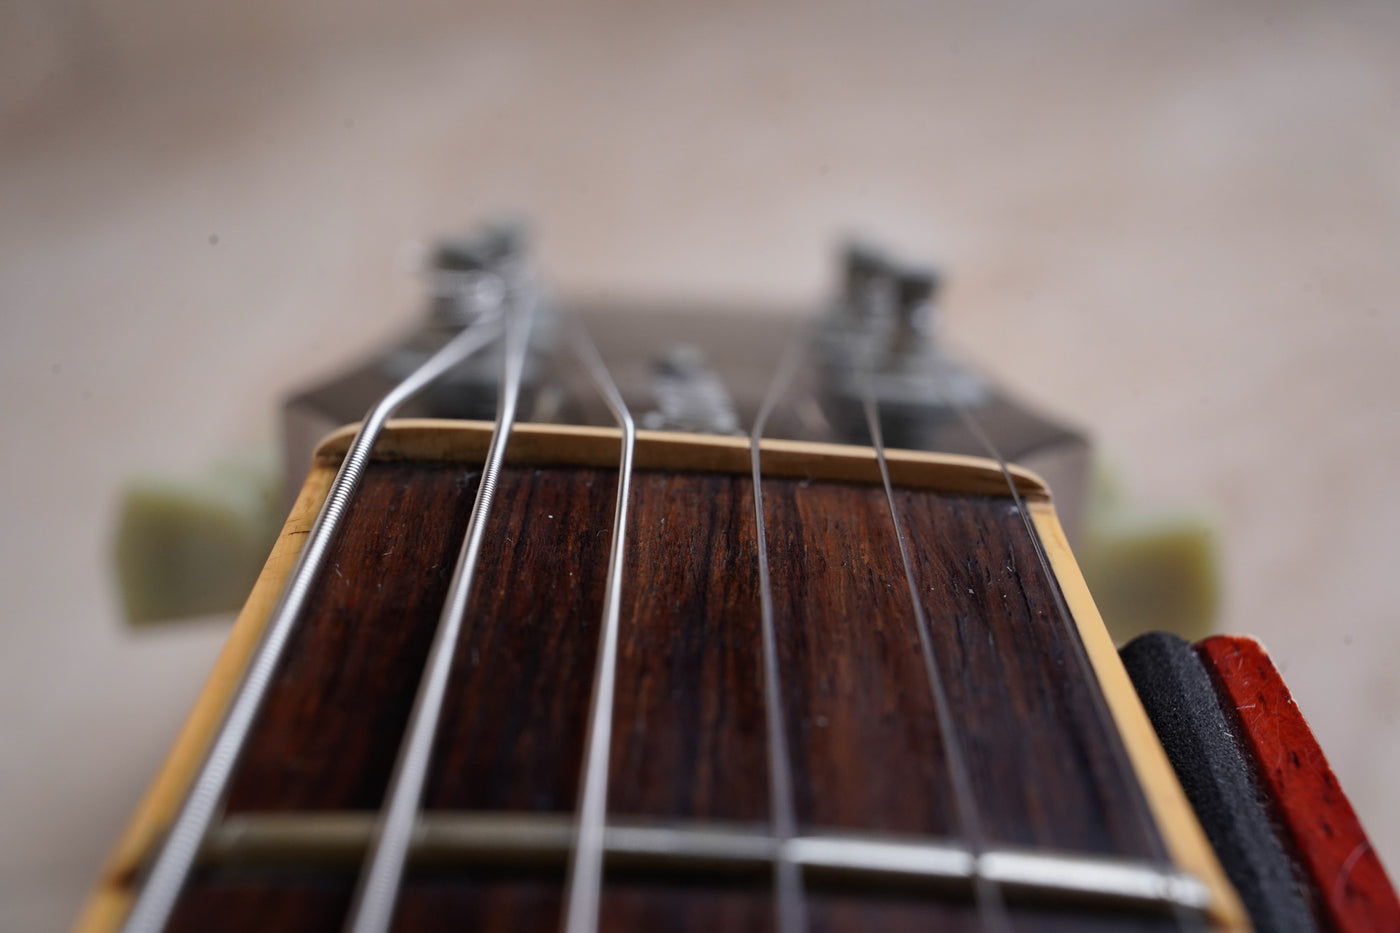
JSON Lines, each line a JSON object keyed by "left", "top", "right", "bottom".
{"left": 859, "top": 382, "right": 1011, "bottom": 933}
{"left": 342, "top": 277, "right": 539, "bottom": 933}
{"left": 118, "top": 311, "right": 505, "bottom": 933}
{"left": 931, "top": 368, "right": 1201, "bottom": 932}
{"left": 123, "top": 298, "right": 1199, "bottom": 930}
{"left": 560, "top": 315, "right": 637, "bottom": 933}
{"left": 748, "top": 335, "right": 809, "bottom": 933}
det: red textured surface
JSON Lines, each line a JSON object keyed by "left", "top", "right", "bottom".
{"left": 1196, "top": 635, "right": 1400, "bottom": 933}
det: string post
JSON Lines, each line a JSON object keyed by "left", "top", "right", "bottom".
{"left": 428, "top": 221, "right": 528, "bottom": 327}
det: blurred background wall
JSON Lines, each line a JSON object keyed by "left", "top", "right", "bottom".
{"left": 2, "top": 0, "right": 1397, "bottom": 927}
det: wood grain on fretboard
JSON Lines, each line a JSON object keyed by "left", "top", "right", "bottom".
{"left": 165, "top": 458, "right": 1175, "bottom": 929}
{"left": 76, "top": 424, "right": 1249, "bottom": 932}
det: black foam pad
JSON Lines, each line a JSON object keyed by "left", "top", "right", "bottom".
{"left": 1119, "top": 631, "right": 1315, "bottom": 933}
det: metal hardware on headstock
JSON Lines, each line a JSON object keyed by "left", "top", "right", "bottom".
{"left": 637, "top": 344, "right": 742, "bottom": 435}
{"left": 376, "top": 223, "right": 558, "bottom": 425}
{"left": 425, "top": 222, "right": 518, "bottom": 327}
{"left": 283, "top": 224, "right": 1089, "bottom": 537}
{"left": 818, "top": 241, "right": 959, "bottom": 392}
{"left": 815, "top": 241, "right": 992, "bottom": 456}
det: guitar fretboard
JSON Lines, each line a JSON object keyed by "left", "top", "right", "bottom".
{"left": 111, "top": 232, "right": 1230, "bottom": 933}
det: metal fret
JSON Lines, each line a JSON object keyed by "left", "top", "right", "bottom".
{"left": 119, "top": 312, "right": 505, "bottom": 933}
{"left": 561, "top": 318, "right": 637, "bottom": 933}
{"left": 193, "top": 811, "right": 1213, "bottom": 916}
{"left": 343, "top": 275, "right": 539, "bottom": 933}
{"left": 861, "top": 384, "right": 1011, "bottom": 933}
{"left": 748, "top": 336, "right": 809, "bottom": 933}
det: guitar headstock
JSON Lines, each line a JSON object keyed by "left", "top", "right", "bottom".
{"left": 284, "top": 225, "right": 1090, "bottom": 537}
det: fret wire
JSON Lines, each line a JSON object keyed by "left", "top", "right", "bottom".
{"left": 342, "top": 279, "right": 539, "bottom": 933}
{"left": 748, "top": 336, "right": 809, "bottom": 933}
{"left": 931, "top": 369, "right": 1202, "bottom": 932}
{"left": 860, "top": 383, "right": 1011, "bottom": 933}
{"left": 118, "top": 312, "right": 505, "bottom": 933}
{"left": 560, "top": 316, "right": 637, "bottom": 933}
{"left": 194, "top": 810, "right": 1215, "bottom": 914}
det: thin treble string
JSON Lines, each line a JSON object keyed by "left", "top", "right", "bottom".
{"left": 932, "top": 370, "right": 1200, "bottom": 932}
{"left": 560, "top": 316, "right": 636, "bottom": 933}
{"left": 860, "top": 383, "right": 1011, "bottom": 933}
{"left": 342, "top": 279, "right": 539, "bottom": 933}
{"left": 119, "top": 312, "right": 505, "bottom": 933}
{"left": 749, "top": 336, "right": 809, "bottom": 933}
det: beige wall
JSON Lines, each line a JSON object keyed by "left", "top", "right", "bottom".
{"left": 3, "top": 1, "right": 1398, "bottom": 927}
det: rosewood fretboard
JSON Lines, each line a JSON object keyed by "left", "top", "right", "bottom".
{"left": 160, "top": 456, "right": 1179, "bottom": 931}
